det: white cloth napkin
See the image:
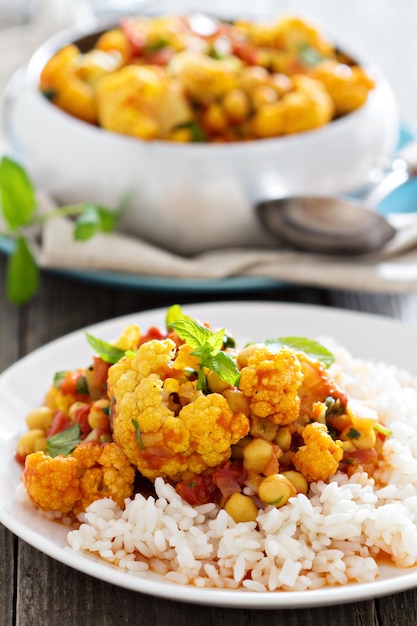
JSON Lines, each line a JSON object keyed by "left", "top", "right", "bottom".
{"left": 3, "top": 2, "right": 417, "bottom": 294}
{"left": 30, "top": 190, "right": 417, "bottom": 293}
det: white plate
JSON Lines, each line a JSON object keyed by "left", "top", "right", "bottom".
{"left": 2, "top": 301, "right": 417, "bottom": 609}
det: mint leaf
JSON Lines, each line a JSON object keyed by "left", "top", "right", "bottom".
{"left": 298, "top": 44, "right": 324, "bottom": 67}
{"left": 170, "top": 318, "right": 240, "bottom": 390}
{"left": 86, "top": 332, "right": 127, "bottom": 364}
{"left": 46, "top": 423, "right": 81, "bottom": 457}
{"left": 73, "top": 204, "right": 118, "bottom": 241}
{"left": 0, "top": 156, "right": 37, "bottom": 229}
{"left": 53, "top": 370, "right": 68, "bottom": 389}
{"left": 166, "top": 304, "right": 189, "bottom": 329}
{"left": 265, "top": 336, "right": 335, "bottom": 368}
{"left": 6, "top": 236, "right": 39, "bottom": 305}
{"left": 170, "top": 319, "right": 214, "bottom": 350}
{"left": 204, "top": 351, "right": 241, "bottom": 386}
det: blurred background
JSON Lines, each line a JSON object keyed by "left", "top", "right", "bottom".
{"left": 0, "top": 0, "right": 416, "bottom": 136}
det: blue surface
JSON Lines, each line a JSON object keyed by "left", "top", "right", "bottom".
{"left": 0, "top": 125, "right": 415, "bottom": 294}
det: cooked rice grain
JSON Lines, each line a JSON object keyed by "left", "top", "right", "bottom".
{"left": 67, "top": 344, "right": 417, "bottom": 591}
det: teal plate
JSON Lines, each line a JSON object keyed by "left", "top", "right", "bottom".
{"left": 0, "top": 126, "right": 415, "bottom": 294}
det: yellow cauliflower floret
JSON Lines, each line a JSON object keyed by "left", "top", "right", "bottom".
{"left": 292, "top": 422, "right": 343, "bottom": 482}
{"left": 173, "top": 343, "right": 200, "bottom": 371}
{"left": 108, "top": 338, "right": 176, "bottom": 394}
{"left": 252, "top": 75, "right": 334, "bottom": 138}
{"left": 310, "top": 60, "right": 375, "bottom": 115}
{"left": 239, "top": 346, "right": 303, "bottom": 425}
{"left": 108, "top": 341, "right": 250, "bottom": 482}
{"left": 170, "top": 51, "right": 240, "bottom": 103}
{"left": 96, "top": 65, "right": 192, "bottom": 140}
{"left": 22, "top": 442, "right": 135, "bottom": 515}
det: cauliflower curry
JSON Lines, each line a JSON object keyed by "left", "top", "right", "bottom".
{"left": 16, "top": 306, "right": 390, "bottom": 524}
{"left": 39, "top": 14, "right": 375, "bottom": 143}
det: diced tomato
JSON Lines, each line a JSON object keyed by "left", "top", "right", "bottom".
{"left": 91, "top": 357, "right": 110, "bottom": 390}
{"left": 58, "top": 370, "right": 89, "bottom": 400}
{"left": 72, "top": 403, "right": 93, "bottom": 436}
{"left": 46, "top": 411, "right": 72, "bottom": 437}
{"left": 212, "top": 460, "right": 247, "bottom": 498}
{"left": 15, "top": 452, "right": 26, "bottom": 466}
{"left": 139, "top": 326, "right": 166, "bottom": 345}
{"left": 146, "top": 46, "right": 175, "bottom": 66}
{"left": 176, "top": 474, "right": 220, "bottom": 505}
{"left": 120, "top": 18, "right": 147, "bottom": 57}
{"left": 230, "top": 38, "right": 260, "bottom": 65}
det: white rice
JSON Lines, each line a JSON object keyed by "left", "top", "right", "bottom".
{"left": 67, "top": 343, "right": 417, "bottom": 591}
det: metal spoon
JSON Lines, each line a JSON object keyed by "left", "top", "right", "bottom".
{"left": 256, "top": 139, "right": 417, "bottom": 255}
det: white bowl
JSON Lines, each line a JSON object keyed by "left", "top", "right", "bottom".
{"left": 4, "top": 19, "right": 400, "bottom": 255}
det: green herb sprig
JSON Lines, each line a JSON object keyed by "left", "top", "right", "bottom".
{"left": 169, "top": 318, "right": 240, "bottom": 391}
{"left": 265, "top": 336, "right": 335, "bottom": 368}
{"left": 0, "top": 156, "right": 118, "bottom": 305}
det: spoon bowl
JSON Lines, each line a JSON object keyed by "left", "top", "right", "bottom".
{"left": 256, "top": 139, "right": 417, "bottom": 256}
{"left": 256, "top": 196, "right": 397, "bottom": 255}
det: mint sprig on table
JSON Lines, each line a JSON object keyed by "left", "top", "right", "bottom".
{"left": 0, "top": 156, "right": 118, "bottom": 305}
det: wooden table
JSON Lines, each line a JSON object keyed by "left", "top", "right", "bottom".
{"left": 2, "top": 253, "right": 417, "bottom": 626}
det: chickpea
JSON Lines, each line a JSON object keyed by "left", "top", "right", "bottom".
{"left": 252, "top": 102, "right": 284, "bottom": 138}
{"left": 258, "top": 473, "right": 296, "bottom": 507}
{"left": 250, "top": 84, "right": 278, "bottom": 110}
{"left": 269, "top": 73, "right": 293, "bottom": 96}
{"left": 207, "top": 370, "right": 230, "bottom": 393}
{"left": 224, "top": 492, "right": 258, "bottom": 523}
{"left": 222, "top": 389, "right": 250, "bottom": 416}
{"left": 242, "top": 437, "right": 274, "bottom": 473}
{"left": 222, "top": 88, "right": 250, "bottom": 123}
{"left": 274, "top": 426, "right": 292, "bottom": 451}
{"left": 88, "top": 399, "right": 111, "bottom": 431}
{"left": 25, "top": 406, "right": 54, "bottom": 431}
{"left": 17, "top": 429, "right": 46, "bottom": 458}
{"left": 341, "top": 426, "right": 376, "bottom": 450}
{"left": 236, "top": 342, "right": 264, "bottom": 368}
{"left": 250, "top": 416, "right": 278, "bottom": 442}
{"left": 326, "top": 412, "right": 351, "bottom": 432}
{"left": 281, "top": 470, "right": 308, "bottom": 495}
{"left": 201, "top": 103, "right": 228, "bottom": 133}
{"left": 169, "top": 127, "right": 193, "bottom": 142}
{"left": 68, "top": 401, "right": 89, "bottom": 421}
{"left": 238, "top": 66, "right": 269, "bottom": 93}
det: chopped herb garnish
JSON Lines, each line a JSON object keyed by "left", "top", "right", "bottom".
{"left": 173, "top": 120, "right": 207, "bottom": 142}
{"left": 145, "top": 37, "right": 169, "bottom": 53}
{"left": 297, "top": 44, "right": 324, "bottom": 67}
{"left": 53, "top": 371, "right": 68, "bottom": 390}
{"left": 46, "top": 424, "right": 81, "bottom": 457}
{"left": 76, "top": 375, "right": 89, "bottom": 395}
{"left": 42, "top": 88, "right": 58, "bottom": 101}
{"left": 132, "top": 418, "right": 145, "bottom": 449}
{"left": 324, "top": 396, "right": 345, "bottom": 416}
{"left": 374, "top": 422, "right": 392, "bottom": 437}
{"left": 346, "top": 427, "right": 361, "bottom": 440}
{"left": 267, "top": 496, "right": 284, "bottom": 506}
